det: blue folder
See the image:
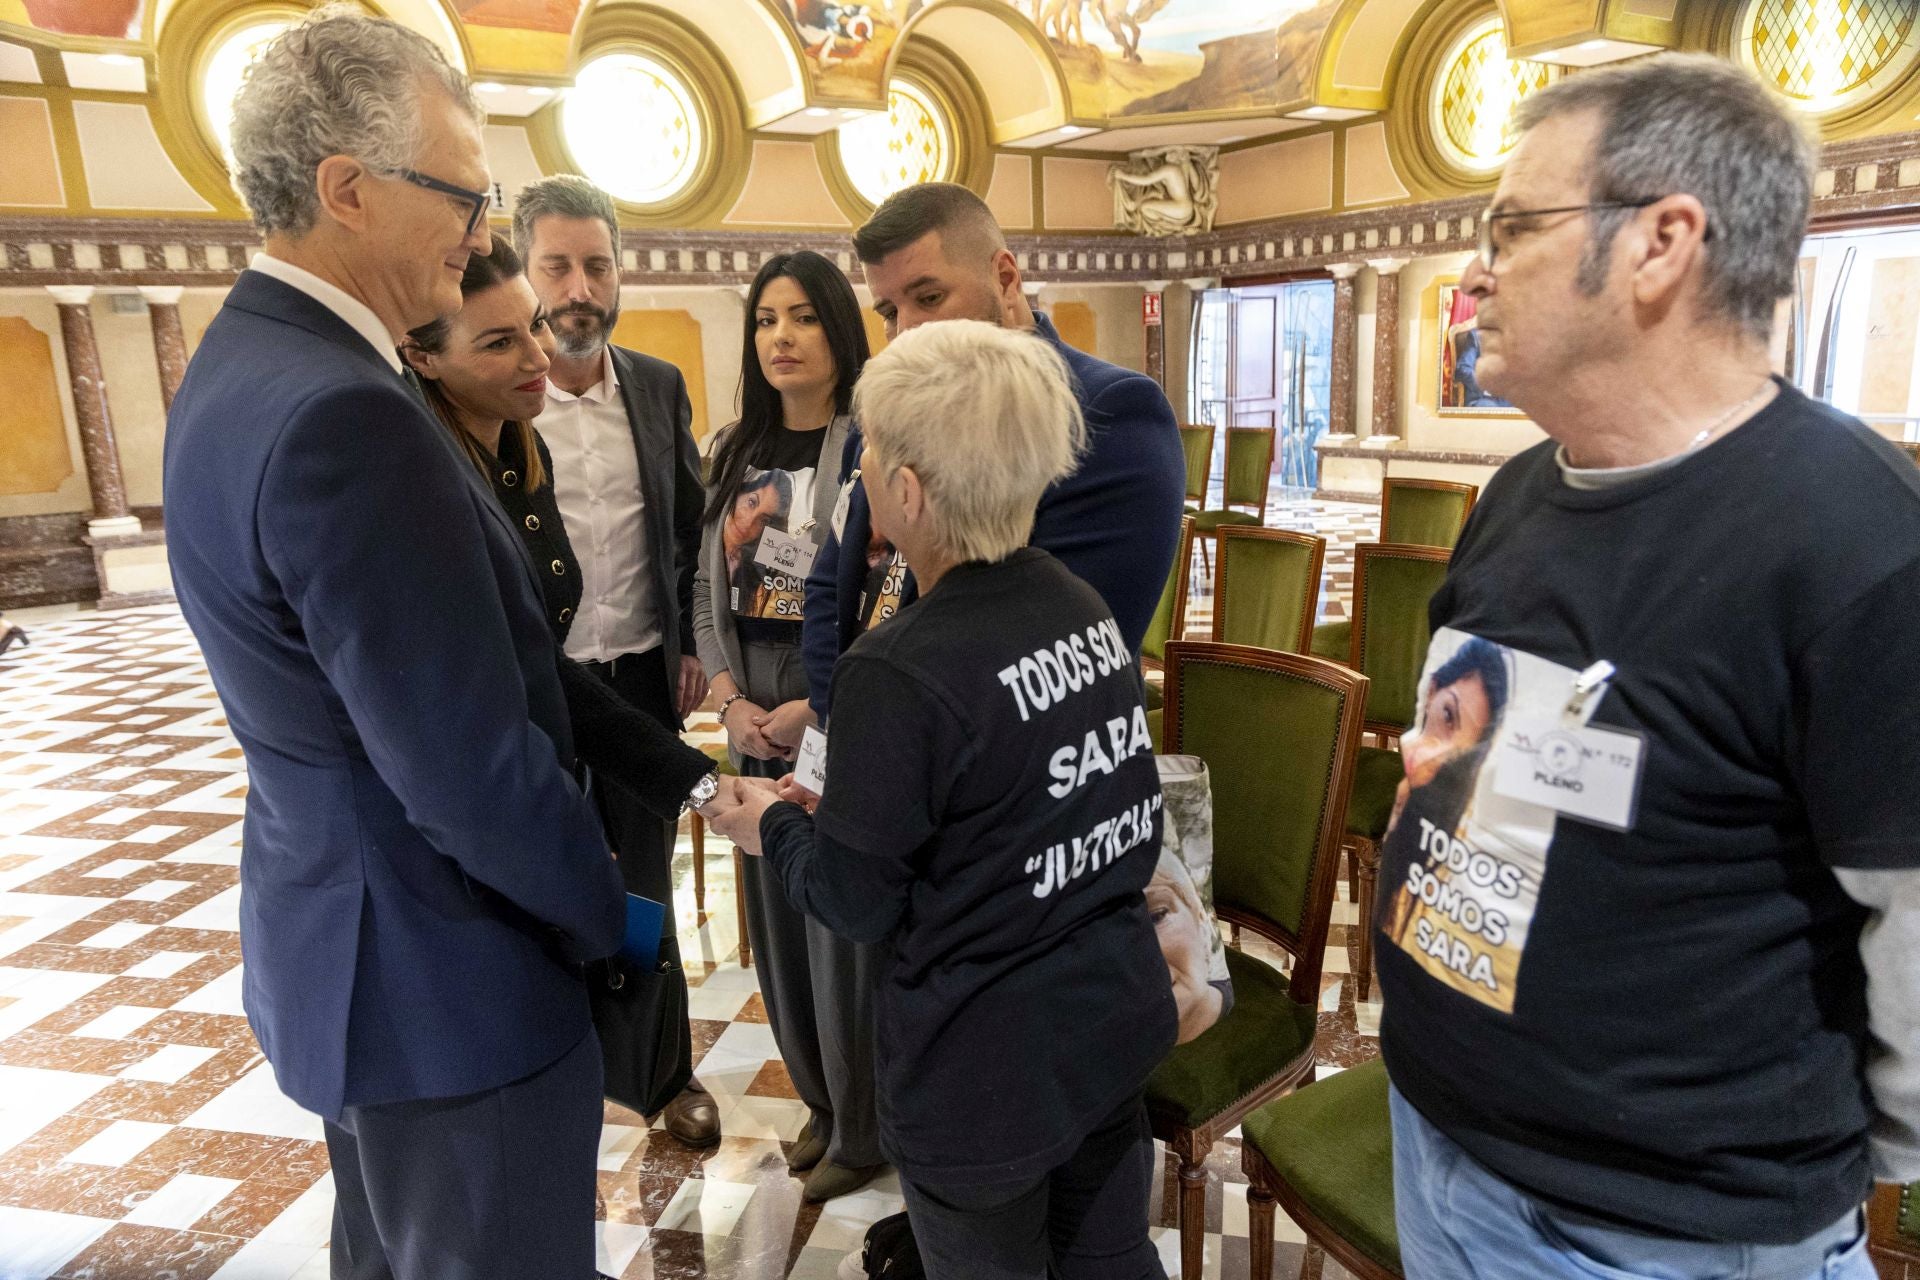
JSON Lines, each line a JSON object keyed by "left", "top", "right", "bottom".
{"left": 620, "top": 893, "right": 667, "bottom": 968}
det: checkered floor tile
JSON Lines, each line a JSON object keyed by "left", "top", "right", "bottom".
{"left": 0, "top": 499, "right": 1383, "bottom": 1278}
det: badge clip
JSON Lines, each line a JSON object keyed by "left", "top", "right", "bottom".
{"left": 1563, "top": 659, "right": 1615, "bottom": 722}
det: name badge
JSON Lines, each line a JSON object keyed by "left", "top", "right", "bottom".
{"left": 830, "top": 473, "right": 858, "bottom": 542}
{"left": 754, "top": 527, "right": 818, "bottom": 580}
{"left": 1490, "top": 716, "right": 1645, "bottom": 831}
{"left": 796, "top": 725, "right": 829, "bottom": 795}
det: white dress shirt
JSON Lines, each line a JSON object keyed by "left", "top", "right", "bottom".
{"left": 249, "top": 253, "right": 404, "bottom": 375}
{"left": 542, "top": 347, "right": 661, "bottom": 663}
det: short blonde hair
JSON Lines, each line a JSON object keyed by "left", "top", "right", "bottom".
{"left": 853, "top": 319, "right": 1085, "bottom": 564}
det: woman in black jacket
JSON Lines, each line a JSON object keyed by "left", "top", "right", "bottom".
{"left": 403, "top": 235, "right": 715, "bottom": 827}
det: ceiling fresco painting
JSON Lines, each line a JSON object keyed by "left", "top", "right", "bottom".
{"left": 454, "top": 0, "right": 580, "bottom": 74}
{"left": 454, "top": 0, "right": 582, "bottom": 34}
{"left": 776, "top": 0, "right": 914, "bottom": 101}
{"left": 3, "top": 0, "right": 145, "bottom": 38}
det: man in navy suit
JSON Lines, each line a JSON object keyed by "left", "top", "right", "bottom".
{"left": 802, "top": 182, "right": 1185, "bottom": 721}
{"left": 163, "top": 12, "right": 626, "bottom": 1277}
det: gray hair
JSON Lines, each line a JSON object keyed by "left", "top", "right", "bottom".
{"left": 853, "top": 320, "right": 1084, "bottom": 565}
{"left": 1513, "top": 53, "right": 1816, "bottom": 341}
{"left": 512, "top": 174, "right": 620, "bottom": 260}
{"left": 229, "top": 4, "right": 481, "bottom": 237}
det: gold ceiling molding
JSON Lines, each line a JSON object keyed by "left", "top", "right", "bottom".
{"left": 898, "top": 0, "right": 1073, "bottom": 143}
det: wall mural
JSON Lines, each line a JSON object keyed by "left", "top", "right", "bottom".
{"left": 778, "top": 0, "right": 915, "bottom": 101}
{"left": 991, "top": 0, "right": 1339, "bottom": 119}
{"left": 2, "top": 0, "right": 144, "bottom": 38}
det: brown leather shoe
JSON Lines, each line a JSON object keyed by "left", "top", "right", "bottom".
{"left": 662, "top": 1078, "right": 721, "bottom": 1147}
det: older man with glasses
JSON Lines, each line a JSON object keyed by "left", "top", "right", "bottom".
{"left": 164, "top": 7, "right": 628, "bottom": 1277}
{"left": 1371, "top": 53, "right": 1920, "bottom": 1280}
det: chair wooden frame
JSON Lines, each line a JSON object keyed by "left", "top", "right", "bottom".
{"left": 689, "top": 811, "right": 752, "bottom": 968}
{"left": 1195, "top": 426, "right": 1277, "bottom": 575}
{"left": 1180, "top": 423, "right": 1217, "bottom": 506}
{"left": 1143, "top": 515, "right": 1198, "bottom": 674}
{"left": 1379, "top": 478, "right": 1478, "bottom": 548}
{"left": 1158, "top": 641, "right": 1369, "bottom": 1280}
{"left": 1868, "top": 1182, "right": 1920, "bottom": 1275}
{"left": 1243, "top": 1136, "right": 1403, "bottom": 1280}
{"left": 1212, "top": 526, "right": 1326, "bottom": 655}
{"left": 1344, "top": 542, "right": 1455, "bottom": 1002}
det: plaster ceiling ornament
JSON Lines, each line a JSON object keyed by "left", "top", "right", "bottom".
{"left": 1108, "top": 144, "right": 1219, "bottom": 237}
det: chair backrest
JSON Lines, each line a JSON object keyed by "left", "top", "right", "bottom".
{"left": 1380, "top": 479, "right": 1478, "bottom": 548}
{"left": 1348, "top": 543, "right": 1454, "bottom": 736}
{"left": 1179, "top": 425, "right": 1214, "bottom": 505}
{"left": 1141, "top": 515, "right": 1196, "bottom": 670}
{"left": 1162, "top": 642, "right": 1368, "bottom": 1000}
{"left": 1222, "top": 426, "right": 1276, "bottom": 515}
{"left": 1868, "top": 1181, "right": 1920, "bottom": 1271}
{"left": 1213, "top": 526, "right": 1325, "bottom": 655}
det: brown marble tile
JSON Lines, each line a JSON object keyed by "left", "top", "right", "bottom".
{"left": 129, "top": 1126, "right": 285, "bottom": 1181}
{"left": 189, "top": 1175, "right": 311, "bottom": 1238}
{"left": 72, "top": 1079, "right": 226, "bottom": 1124}
{"left": 0, "top": 1160, "right": 104, "bottom": 1212}
{"left": 58, "top": 1163, "right": 175, "bottom": 1220}
{"left": 0, "top": 1030, "right": 156, "bottom": 1075}
{"left": 253, "top": 1137, "right": 329, "bottom": 1185}
{"left": 52, "top": 1224, "right": 243, "bottom": 1280}
{"left": 687, "top": 1018, "right": 729, "bottom": 1066}
{"left": 596, "top": 1169, "right": 683, "bottom": 1225}
{"left": 0, "top": 1113, "right": 116, "bottom": 1173}
{"left": 129, "top": 1011, "right": 256, "bottom": 1051}
{"left": 745, "top": 1059, "right": 797, "bottom": 1100}
{"left": 735, "top": 993, "right": 770, "bottom": 1024}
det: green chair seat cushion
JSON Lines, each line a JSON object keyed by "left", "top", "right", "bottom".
{"left": 1343, "top": 747, "right": 1402, "bottom": 840}
{"left": 1147, "top": 706, "right": 1164, "bottom": 753}
{"left": 1144, "top": 679, "right": 1165, "bottom": 711}
{"left": 1192, "top": 509, "right": 1264, "bottom": 534}
{"left": 699, "top": 739, "right": 738, "bottom": 776}
{"left": 1146, "top": 946, "right": 1317, "bottom": 1131}
{"left": 1310, "top": 619, "right": 1351, "bottom": 662}
{"left": 1241, "top": 1056, "right": 1399, "bottom": 1274}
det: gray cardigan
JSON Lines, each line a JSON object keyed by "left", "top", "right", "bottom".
{"left": 692, "top": 413, "right": 852, "bottom": 686}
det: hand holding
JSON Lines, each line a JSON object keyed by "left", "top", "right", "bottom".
{"left": 709, "top": 779, "right": 781, "bottom": 856}
{"left": 775, "top": 772, "right": 821, "bottom": 815}
{"left": 723, "top": 698, "right": 781, "bottom": 760}
{"left": 677, "top": 657, "right": 709, "bottom": 720}
{"left": 761, "top": 700, "right": 817, "bottom": 756}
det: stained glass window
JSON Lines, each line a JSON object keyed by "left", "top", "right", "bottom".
{"left": 837, "top": 79, "right": 953, "bottom": 208}
{"left": 201, "top": 18, "right": 288, "bottom": 168}
{"left": 562, "top": 52, "right": 704, "bottom": 205}
{"left": 1741, "top": 0, "right": 1919, "bottom": 114}
{"left": 1431, "top": 17, "right": 1556, "bottom": 173}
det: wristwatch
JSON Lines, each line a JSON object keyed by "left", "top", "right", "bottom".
{"left": 682, "top": 769, "right": 720, "bottom": 817}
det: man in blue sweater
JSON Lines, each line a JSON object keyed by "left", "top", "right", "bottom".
{"left": 802, "top": 182, "right": 1185, "bottom": 720}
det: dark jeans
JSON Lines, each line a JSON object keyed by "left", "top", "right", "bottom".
{"left": 580, "top": 646, "right": 678, "bottom": 918}
{"left": 326, "top": 1028, "right": 602, "bottom": 1280}
{"left": 900, "top": 1092, "right": 1165, "bottom": 1280}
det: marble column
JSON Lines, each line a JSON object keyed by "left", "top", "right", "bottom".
{"left": 1365, "top": 259, "right": 1406, "bottom": 440}
{"left": 139, "top": 286, "right": 189, "bottom": 416}
{"left": 49, "top": 286, "right": 140, "bottom": 536}
{"left": 1328, "top": 264, "right": 1362, "bottom": 441}
{"left": 1141, "top": 279, "right": 1172, "bottom": 388}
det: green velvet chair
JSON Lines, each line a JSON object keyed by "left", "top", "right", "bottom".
{"left": 1242, "top": 1056, "right": 1402, "bottom": 1280}
{"left": 1380, "top": 478, "right": 1478, "bottom": 549}
{"left": 1213, "top": 526, "right": 1325, "bottom": 655}
{"left": 1142, "top": 515, "right": 1198, "bottom": 674}
{"left": 1149, "top": 641, "right": 1369, "bottom": 1280}
{"left": 1191, "top": 426, "right": 1276, "bottom": 576}
{"left": 1339, "top": 543, "right": 1454, "bottom": 1002}
{"left": 1868, "top": 1180, "right": 1920, "bottom": 1275}
{"left": 1180, "top": 425, "right": 1215, "bottom": 511}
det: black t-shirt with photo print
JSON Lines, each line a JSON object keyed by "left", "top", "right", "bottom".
{"left": 764, "top": 547, "right": 1178, "bottom": 1185}
{"left": 1375, "top": 382, "right": 1920, "bottom": 1245}
{"left": 726, "top": 424, "right": 829, "bottom": 644}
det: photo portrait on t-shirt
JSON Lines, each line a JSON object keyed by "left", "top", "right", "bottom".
{"left": 725, "top": 465, "right": 815, "bottom": 621}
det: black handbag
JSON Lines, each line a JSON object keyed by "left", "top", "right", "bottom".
{"left": 856, "top": 1213, "right": 926, "bottom": 1279}
{"left": 588, "top": 936, "right": 692, "bottom": 1118}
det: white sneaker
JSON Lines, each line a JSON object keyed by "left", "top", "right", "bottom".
{"left": 835, "top": 1247, "right": 867, "bottom": 1280}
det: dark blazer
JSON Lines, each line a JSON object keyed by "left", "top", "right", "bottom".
{"left": 802, "top": 312, "right": 1185, "bottom": 719}
{"left": 486, "top": 429, "right": 582, "bottom": 641}
{"left": 608, "top": 346, "right": 705, "bottom": 722}
{"left": 163, "top": 270, "right": 624, "bottom": 1121}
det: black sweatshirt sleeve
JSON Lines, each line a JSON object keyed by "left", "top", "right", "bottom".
{"left": 558, "top": 655, "right": 713, "bottom": 821}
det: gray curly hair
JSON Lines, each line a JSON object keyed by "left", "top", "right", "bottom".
{"left": 229, "top": 4, "right": 482, "bottom": 237}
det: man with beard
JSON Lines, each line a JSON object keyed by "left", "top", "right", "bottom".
{"left": 511, "top": 176, "right": 718, "bottom": 1147}
{"left": 801, "top": 182, "right": 1185, "bottom": 723}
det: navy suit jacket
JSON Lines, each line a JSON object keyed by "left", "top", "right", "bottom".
{"left": 164, "top": 271, "right": 624, "bottom": 1120}
{"left": 802, "top": 313, "right": 1184, "bottom": 719}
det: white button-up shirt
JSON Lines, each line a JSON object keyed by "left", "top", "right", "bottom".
{"left": 249, "top": 253, "right": 404, "bottom": 375}
{"left": 542, "top": 348, "right": 661, "bottom": 663}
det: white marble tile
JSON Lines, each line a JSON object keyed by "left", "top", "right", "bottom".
{"left": 123, "top": 1172, "right": 242, "bottom": 1229}
{"left": 596, "top": 1123, "right": 646, "bottom": 1171}
{"left": 180, "top": 1061, "right": 323, "bottom": 1141}
{"left": 89, "top": 807, "right": 150, "bottom": 826}
{"left": 173, "top": 965, "right": 246, "bottom": 1016}
{"left": 715, "top": 1093, "right": 808, "bottom": 1143}
{"left": 255, "top": 1174, "right": 335, "bottom": 1247}
{"left": 594, "top": 1221, "right": 651, "bottom": 1277}
{"left": 122, "top": 824, "right": 186, "bottom": 844}
{"left": 207, "top": 1239, "right": 326, "bottom": 1280}
{"left": 169, "top": 884, "right": 242, "bottom": 931}
{"left": 685, "top": 983, "right": 751, "bottom": 1022}
{"left": 802, "top": 1185, "right": 904, "bottom": 1252}
{"left": 123, "top": 879, "right": 196, "bottom": 902}
{"left": 653, "top": 1176, "right": 757, "bottom": 1237}
{"left": 0, "top": 1066, "right": 113, "bottom": 1121}
{"left": 710, "top": 1020, "right": 781, "bottom": 1061}
{"left": 122, "top": 950, "right": 205, "bottom": 980}
{"left": 0, "top": 1206, "right": 116, "bottom": 1280}
{"left": 75, "top": 922, "right": 157, "bottom": 950}
{"left": 72, "top": 1005, "right": 164, "bottom": 1040}
{"left": 120, "top": 1043, "right": 222, "bottom": 1084}
{"left": 80, "top": 859, "right": 150, "bottom": 880}
{"left": 63, "top": 1119, "right": 173, "bottom": 1167}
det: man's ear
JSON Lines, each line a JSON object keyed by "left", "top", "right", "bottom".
{"left": 314, "top": 153, "right": 373, "bottom": 234}
{"left": 991, "top": 248, "right": 1023, "bottom": 324}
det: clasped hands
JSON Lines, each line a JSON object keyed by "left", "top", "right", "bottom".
{"left": 699, "top": 773, "right": 820, "bottom": 857}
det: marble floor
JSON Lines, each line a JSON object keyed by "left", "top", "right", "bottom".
{"left": 0, "top": 500, "right": 1382, "bottom": 1280}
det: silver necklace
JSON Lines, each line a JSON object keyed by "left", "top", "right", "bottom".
{"left": 1686, "top": 380, "right": 1774, "bottom": 452}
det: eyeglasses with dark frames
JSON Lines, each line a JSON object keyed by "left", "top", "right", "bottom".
{"left": 393, "top": 167, "right": 491, "bottom": 237}
{"left": 1476, "top": 198, "right": 1663, "bottom": 270}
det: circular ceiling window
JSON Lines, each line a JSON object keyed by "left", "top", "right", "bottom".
{"left": 836, "top": 78, "right": 953, "bottom": 208}
{"left": 200, "top": 17, "right": 289, "bottom": 168}
{"left": 1739, "top": 0, "right": 1919, "bottom": 115}
{"left": 1430, "top": 16, "right": 1557, "bottom": 174}
{"left": 561, "top": 51, "right": 705, "bottom": 206}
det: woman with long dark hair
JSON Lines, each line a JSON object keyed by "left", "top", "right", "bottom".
{"left": 691, "top": 250, "right": 885, "bottom": 1200}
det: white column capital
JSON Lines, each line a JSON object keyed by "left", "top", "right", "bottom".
{"left": 1365, "top": 258, "right": 1408, "bottom": 276}
{"left": 1021, "top": 281, "right": 1047, "bottom": 298}
{"left": 47, "top": 285, "right": 95, "bottom": 306}
{"left": 138, "top": 285, "right": 186, "bottom": 306}
{"left": 1141, "top": 279, "right": 1173, "bottom": 293}
{"left": 1328, "top": 263, "right": 1364, "bottom": 281}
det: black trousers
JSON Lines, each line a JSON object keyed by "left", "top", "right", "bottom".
{"left": 326, "top": 1028, "right": 602, "bottom": 1280}
{"left": 899, "top": 1092, "right": 1165, "bottom": 1280}
{"left": 580, "top": 646, "right": 678, "bottom": 923}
